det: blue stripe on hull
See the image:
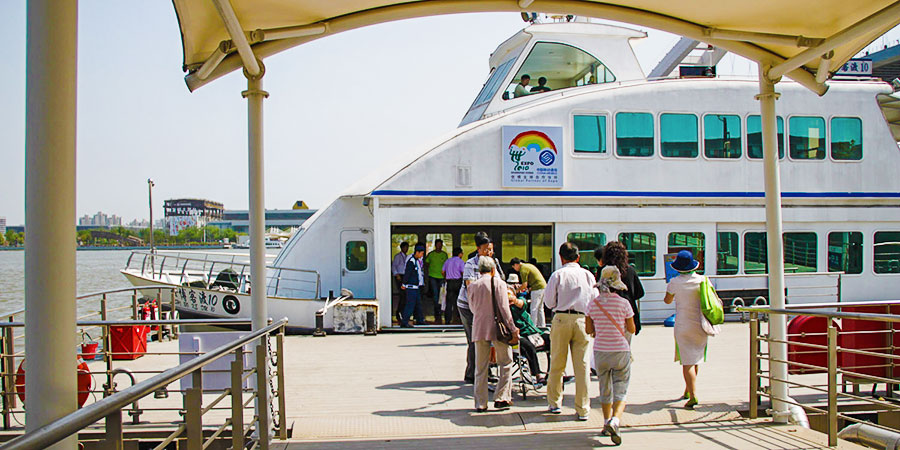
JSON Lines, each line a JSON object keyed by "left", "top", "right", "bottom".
{"left": 371, "top": 190, "right": 900, "bottom": 198}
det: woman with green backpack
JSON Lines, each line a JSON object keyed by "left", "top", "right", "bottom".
{"left": 663, "top": 250, "right": 708, "bottom": 408}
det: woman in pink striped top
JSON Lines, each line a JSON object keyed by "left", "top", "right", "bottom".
{"left": 585, "top": 266, "right": 636, "bottom": 446}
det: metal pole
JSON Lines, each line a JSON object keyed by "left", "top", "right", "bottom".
{"left": 827, "top": 323, "right": 838, "bottom": 447}
{"left": 25, "top": 1, "right": 78, "bottom": 447}
{"left": 243, "top": 64, "right": 270, "bottom": 443}
{"left": 148, "top": 179, "right": 155, "bottom": 271}
{"left": 758, "top": 66, "right": 789, "bottom": 423}
{"left": 749, "top": 312, "right": 760, "bottom": 419}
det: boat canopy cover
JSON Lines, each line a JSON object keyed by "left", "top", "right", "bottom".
{"left": 173, "top": 0, "right": 900, "bottom": 94}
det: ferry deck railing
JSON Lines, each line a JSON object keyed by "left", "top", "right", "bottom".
{"left": 0, "top": 318, "right": 288, "bottom": 449}
{"left": 124, "top": 250, "right": 321, "bottom": 299}
{"left": 739, "top": 302, "right": 900, "bottom": 447}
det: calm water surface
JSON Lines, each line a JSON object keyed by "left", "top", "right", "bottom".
{"left": 0, "top": 249, "right": 260, "bottom": 319}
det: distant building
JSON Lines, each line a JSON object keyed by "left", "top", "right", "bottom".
{"left": 78, "top": 211, "right": 122, "bottom": 227}
{"left": 210, "top": 208, "right": 316, "bottom": 234}
{"left": 164, "top": 198, "right": 224, "bottom": 236}
{"left": 0, "top": 217, "right": 6, "bottom": 235}
{"left": 126, "top": 219, "right": 150, "bottom": 229}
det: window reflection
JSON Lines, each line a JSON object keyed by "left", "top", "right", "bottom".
{"left": 504, "top": 42, "right": 614, "bottom": 100}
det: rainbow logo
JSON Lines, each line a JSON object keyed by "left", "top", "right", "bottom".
{"left": 510, "top": 131, "right": 557, "bottom": 154}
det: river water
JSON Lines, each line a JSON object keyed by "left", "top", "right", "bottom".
{"left": 0, "top": 249, "right": 262, "bottom": 320}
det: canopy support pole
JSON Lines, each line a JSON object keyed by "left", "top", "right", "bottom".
{"left": 243, "top": 69, "right": 270, "bottom": 442}
{"left": 757, "top": 66, "right": 789, "bottom": 423}
{"left": 25, "top": 1, "right": 78, "bottom": 448}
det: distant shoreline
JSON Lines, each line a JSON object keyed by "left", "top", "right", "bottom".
{"left": 0, "top": 245, "right": 227, "bottom": 252}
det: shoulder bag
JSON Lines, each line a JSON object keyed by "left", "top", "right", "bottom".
{"left": 491, "top": 277, "right": 513, "bottom": 344}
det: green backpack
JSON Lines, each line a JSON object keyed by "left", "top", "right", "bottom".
{"left": 699, "top": 276, "right": 725, "bottom": 325}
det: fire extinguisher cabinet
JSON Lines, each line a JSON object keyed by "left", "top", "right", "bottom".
{"left": 110, "top": 325, "right": 150, "bottom": 360}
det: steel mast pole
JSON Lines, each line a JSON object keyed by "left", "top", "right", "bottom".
{"left": 25, "top": 0, "right": 78, "bottom": 447}
{"left": 148, "top": 179, "right": 155, "bottom": 271}
{"left": 758, "top": 66, "right": 789, "bottom": 422}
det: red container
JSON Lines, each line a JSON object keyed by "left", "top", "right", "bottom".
{"left": 841, "top": 305, "right": 892, "bottom": 380}
{"left": 110, "top": 325, "right": 149, "bottom": 360}
{"left": 787, "top": 315, "right": 839, "bottom": 374}
{"left": 80, "top": 342, "right": 99, "bottom": 360}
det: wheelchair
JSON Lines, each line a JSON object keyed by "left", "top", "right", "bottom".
{"left": 489, "top": 336, "right": 551, "bottom": 399}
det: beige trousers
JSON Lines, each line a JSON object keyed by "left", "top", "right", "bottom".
{"left": 547, "top": 312, "right": 591, "bottom": 416}
{"left": 474, "top": 340, "right": 512, "bottom": 409}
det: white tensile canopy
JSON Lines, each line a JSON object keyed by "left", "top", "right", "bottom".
{"left": 22, "top": 0, "right": 900, "bottom": 446}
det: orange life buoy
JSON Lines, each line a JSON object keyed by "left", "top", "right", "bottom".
{"left": 16, "top": 358, "right": 92, "bottom": 407}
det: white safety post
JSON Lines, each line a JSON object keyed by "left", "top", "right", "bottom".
{"left": 25, "top": 0, "right": 78, "bottom": 448}
{"left": 758, "top": 66, "right": 789, "bottom": 422}
{"left": 244, "top": 70, "right": 271, "bottom": 443}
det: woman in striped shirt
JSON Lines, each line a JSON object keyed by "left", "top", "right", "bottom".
{"left": 585, "top": 266, "right": 636, "bottom": 446}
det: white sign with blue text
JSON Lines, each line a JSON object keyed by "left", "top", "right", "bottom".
{"left": 501, "top": 125, "right": 563, "bottom": 188}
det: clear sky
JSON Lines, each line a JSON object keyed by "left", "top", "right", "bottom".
{"left": 1, "top": 2, "right": 897, "bottom": 226}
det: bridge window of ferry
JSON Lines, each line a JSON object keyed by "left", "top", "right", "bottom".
{"left": 703, "top": 114, "right": 742, "bottom": 159}
{"left": 660, "top": 113, "right": 699, "bottom": 158}
{"left": 574, "top": 114, "right": 607, "bottom": 154}
{"left": 717, "top": 232, "right": 739, "bottom": 275}
{"left": 747, "top": 115, "right": 785, "bottom": 159}
{"left": 744, "top": 232, "right": 768, "bottom": 274}
{"left": 789, "top": 116, "right": 826, "bottom": 160}
{"left": 828, "top": 232, "right": 863, "bottom": 275}
{"left": 874, "top": 231, "right": 900, "bottom": 274}
{"left": 618, "top": 232, "right": 656, "bottom": 276}
{"left": 783, "top": 232, "right": 817, "bottom": 273}
{"left": 831, "top": 117, "right": 863, "bottom": 160}
{"left": 567, "top": 232, "right": 607, "bottom": 271}
{"left": 503, "top": 42, "right": 615, "bottom": 100}
{"left": 616, "top": 112, "right": 654, "bottom": 157}
{"left": 668, "top": 232, "right": 705, "bottom": 274}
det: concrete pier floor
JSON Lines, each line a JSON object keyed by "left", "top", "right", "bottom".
{"left": 270, "top": 323, "right": 864, "bottom": 449}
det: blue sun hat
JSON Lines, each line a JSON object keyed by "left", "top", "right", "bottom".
{"left": 671, "top": 250, "right": 700, "bottom": 272}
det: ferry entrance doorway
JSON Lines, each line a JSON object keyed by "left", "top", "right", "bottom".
{"left": 389, "top": 225, "right": 553, "bottom": 326}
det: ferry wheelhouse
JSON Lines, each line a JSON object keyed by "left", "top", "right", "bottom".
{"left": 124, "top": 20, "right": 900, "bottom": 332}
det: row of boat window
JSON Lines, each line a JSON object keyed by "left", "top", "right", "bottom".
{"left": 567, "top": 230, "right": 897, "bottom": 277}
{"left": 573, "top": 113, "right": 863, "bottom": 161}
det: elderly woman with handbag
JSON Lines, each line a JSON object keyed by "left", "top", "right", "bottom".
{"left": 468, "top": 256, "right": 519, "bottom": 412}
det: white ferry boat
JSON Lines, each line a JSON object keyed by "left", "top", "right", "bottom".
{"left": 123, "top": 19, "right": 900, "bottom": 332}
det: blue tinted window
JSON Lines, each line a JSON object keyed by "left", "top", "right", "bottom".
{"left": 615, "top": 112, "right": 654, "bottom": 157}
{"left": 704, "top": 114, "right": 742, "bottom": 158}
{"left": 789, "top": 116, "right": 826, "bottom": 160}
{"left": 747, "top": 115, "right": 785, "bottom": 159}
{"left": 831, "top": 117, "right": 862, "bottom": 160}
{"left": 660, "top": 113, "right": 698, "bottom": 158}
{"left": 472, "top": 58, "right": 515, "bottom": 106}
{"left": 574, "top": 115, "right": 607, "bottom": 153}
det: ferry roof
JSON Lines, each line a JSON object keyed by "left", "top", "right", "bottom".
{"left": 174, "top": 1, "right": 900, "bottom": 95}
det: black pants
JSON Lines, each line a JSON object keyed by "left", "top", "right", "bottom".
{"left": 444, "top": 279, "right": 462, "bottom": 324}
{"left": 519, "top": 333, "right": 550, "bottom": 376}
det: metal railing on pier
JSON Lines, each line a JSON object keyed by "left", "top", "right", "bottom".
{"left": 0, "top": 318, "right": 288, "bottom": 450}
{"left": 125, "top": 250, "right": 321, "bottom": 299}
{"left": 740, "top": 302, "right": 900, "bottom": 447}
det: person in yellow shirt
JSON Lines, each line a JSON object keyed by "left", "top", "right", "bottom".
{"left": 510, "top": 257, "right": 548, "bottom": 327}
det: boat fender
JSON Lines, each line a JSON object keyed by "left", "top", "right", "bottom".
{"left": 16, "top": 358, "right": 92, "bottom": 407}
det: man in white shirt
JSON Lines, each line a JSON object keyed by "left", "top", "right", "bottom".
{"left": 544, "top": 242, "right": 596, "bottom": 421}
{"left": 392, "top": 242, "right": 409, "bottom": 323}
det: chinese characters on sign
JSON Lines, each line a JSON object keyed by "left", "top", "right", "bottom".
{"left": 176, "top": 288, "right": 222, "bottom": 314}
{"left": 836, "top": 59, "right": 872, "bottom": 76}
{"left": 501, "top": 126, "right": 564, "bottom": 188}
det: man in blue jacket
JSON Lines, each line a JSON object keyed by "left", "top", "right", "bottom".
{"left": 400, "top": 243, "right": 426, "bottom": 327}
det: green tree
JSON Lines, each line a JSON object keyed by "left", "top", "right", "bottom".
{"left": 0, "top": 232, "right": 6, "bottom": 246}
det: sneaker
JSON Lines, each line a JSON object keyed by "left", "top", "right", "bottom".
{"left": 494, "top": 400, "right": 513, "bottom": 410}
{"left": 604, "top": 418, "right": 621, "bottom": 445}
{"left": 685, "top": 397, "right": 698, "bottom": 409}
{"left": 474, "top": 407, "right": 488, "bottom": 413}
{"left": 576, "top": 413, "right": 590, "bottom": 421}
{"left": 548, "top": 405, "right": 561, "bottom": 414}
{"left": 562, "top": 375, "right": 575, "bottom": 383}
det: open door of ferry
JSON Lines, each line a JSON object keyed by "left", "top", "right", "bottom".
{"left": 340, "top": 229, "right": 374, "bottom": 298}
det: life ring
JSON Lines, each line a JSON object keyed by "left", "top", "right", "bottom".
{"left": 16, "top": 358, "right": 92, "bottom": 407}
